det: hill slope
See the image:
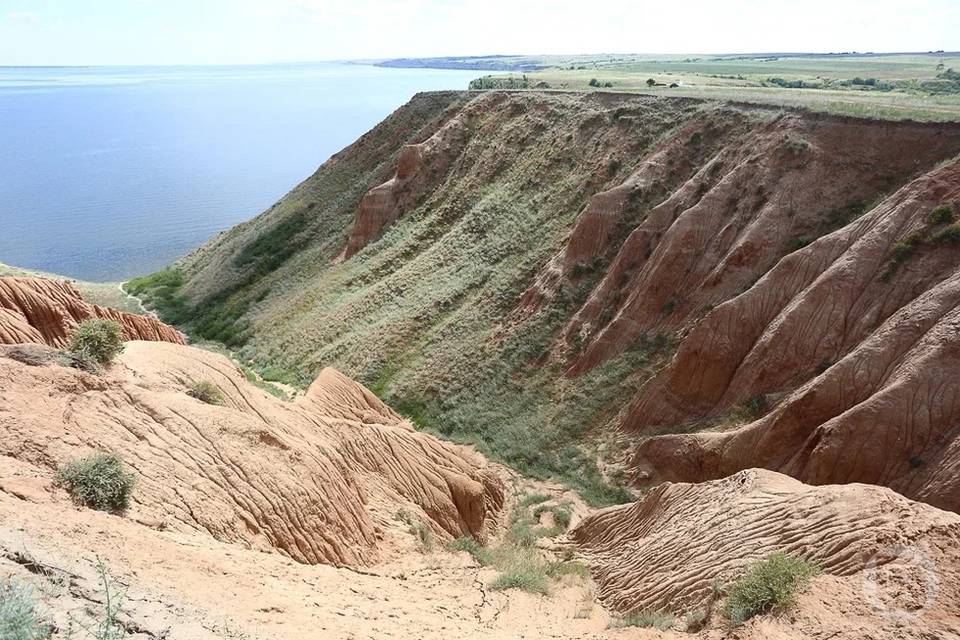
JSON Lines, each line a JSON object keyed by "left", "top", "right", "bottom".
{"left": 136, "top": 90, "right": 960, "bottom": 505}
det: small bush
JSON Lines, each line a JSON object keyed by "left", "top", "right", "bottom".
{"left": 55, "top": 452, "right": 136, "bottom": 513}
{"left": 621, "top": 610, "right": 675, "bottom": 630}
{"left": 518, "top": 493, "right": 551, "bottom": 507}
{"left": 0, "top": 578, "right": 49, "bottom": 640}
{"left": 188, "top": 380, "right": 225, "bottom": 405}
{"left": 490, "top": 569, "right": 549, "bottom": 595}
{"left": 927, "top": 203, "right": 954, "bottom": 225}
{"left": 446, "top": 537, "right": 494, "bottom": 566}
{"left": 685, "top": 607, "right": 709, "bottom": 632}
{"left": 69, "top": 319, "right": 124, "bottom": 368}
{"left": 723, "top": 553, "right": 818, "bottom": 624}
{"left": 931, "top": 223, "right": 960, "bottom": 244}
{"left": 546, "top": 560, "right": 591, "bottom": 578}
{"left": 588, "top": 78, "right": 601, "bottom": 87}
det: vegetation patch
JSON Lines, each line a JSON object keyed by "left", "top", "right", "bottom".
{"left": 723, "top": 553, "right": 819, "bottom": 624}
{"left": 927, "top": 203, "right": 954, "bottom": 225}
{"left": 187, "top": 380, "right": 225, "bottom": 405}
{"left": 55, "top": 452, "right": 136, "bottom": 514}
{"left": 396, "top": 510, "right": 434, "bottom": 552}
{"left": 447, "top": 493, "right": 589, "bottom": 596}
{"left": 0, "top": 578, "right": 50, "bottom": 640}
{"left": 67, "top": 319, "right": 125, "bottom": 371}
{"left": 619, "top": 609, "right": 676, "bottom": 630}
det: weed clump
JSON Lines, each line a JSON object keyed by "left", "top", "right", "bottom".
{"left": 55, "top": 452, "right": 136, "bottom": 513}
{"left": 620, "top": 610, "right": 675, "bottom": 630}
{"left": 446, "top": 537, "right": 494, "bottom": 566}
{"left": 396, "top": 510, "right": 434, "bottom": 552}
{"left": 490, "top": 569, "right": 549, "bottom": 594}
{"left": 0, "top": 578, "right": 49, "bottom": 640}
{"left": 68, "top": 319, "right": 124, "bottom": 370}
{"left": 187, "top": 380, "right": 225, "bottom": 405}
{"left": 724, "top": 553, "right": 818, "bottom": 624}
{"left": 927, "top": 203, "right": 954, "bottom": 225}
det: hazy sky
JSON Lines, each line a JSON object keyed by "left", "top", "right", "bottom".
{"left": 1, "top": 0, "right": 957, "bottom": 66}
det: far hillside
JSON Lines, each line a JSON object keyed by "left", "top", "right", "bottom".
{"left": 383, "top": 52, "right": 960, "bottom": 121}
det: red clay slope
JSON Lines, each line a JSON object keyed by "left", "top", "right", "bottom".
{"left": 0, "top": 276, "right": 184, "bottom": 346}
{"left": 626, "top": 156, "right": 960, "bottom": 512}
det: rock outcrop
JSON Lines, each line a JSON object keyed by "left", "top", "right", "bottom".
{"left": 627, "top": 157, "right": 960, "bottom": 512}
{"left": 0, "top": 341, "right": 504, "bottom": 566}
{"left": 0, "top": 276, "right": 184, "bottom": 346}
{"left": 573, "top": 469, "right": 960, "bottom": 638}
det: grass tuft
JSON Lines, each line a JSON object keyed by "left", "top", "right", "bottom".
{"left": 620, "top": 610, "right": 675, "bottom": 630}
{"left": 723, "top": 553, "right": 819, "bottom": 624}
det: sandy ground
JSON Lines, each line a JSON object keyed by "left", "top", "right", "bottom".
{"left": 0, "top": 475, "right": 674, "bottom": 640}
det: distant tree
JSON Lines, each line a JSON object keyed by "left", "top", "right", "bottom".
{"left": 588, "top": 78, "right": 601, "bottom": 87}
{"left": 646, "top": 78, "right": 656, "bottom": 87}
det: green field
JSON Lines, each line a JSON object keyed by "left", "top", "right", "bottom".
{"left": 450, "top": 52, "right": 960, "bottom": 121}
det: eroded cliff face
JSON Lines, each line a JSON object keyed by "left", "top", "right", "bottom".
{"left": 627, "top": 157, "right": 960, "bottom": 511}
{"left": 0, "top": 276, "right": 184, "bottom": 346}
{"left": 153, "top": 90, "right": 960, "bottom": 511}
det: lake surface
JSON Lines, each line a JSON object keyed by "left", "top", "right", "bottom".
{"left": 0, "top": 64, "right": 478, "bottom": 281}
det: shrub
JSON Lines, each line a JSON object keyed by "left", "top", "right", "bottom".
{"left": 588, "top": 78, "right": 601, "bottom": 87}
{"left": 188, "top": 380, "right": 225, "bottom": 405}
{"left": 723, "top": 553, "right": 818, "bottom": 624}
{"left": 446, "top": 537, "right": 494, "bottom": 566}
{"left": 0, "top": 578, "right": 49, "bottom": 640}
{"left": 931, "top": 223, "right": 960, "bottom": 244}
{"left": 685, "top": 607, "right": 709, "bottom": 632}
{"left": 69, "top": 319, "right": 124, "bottom": 368}
{"left": 490, "top": 568, "right": 549, "bottom": 595}
{"left": 646, "top": 78, "right": 656, "bottom": 87}
{"left": 928, "top": 203, "right": 954, "bottom": 225}
{"left": 55, "top": 452, "right": 136, "bottom": 513}
{"left": 546, "top": 560, "right": 590, "bottom": 578}
{"left": 621, "top": 610, "right": 675, "bottom": 630}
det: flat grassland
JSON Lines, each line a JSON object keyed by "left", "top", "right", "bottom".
{"left": 450, "top": 52, "right": 960, "bottom": 121}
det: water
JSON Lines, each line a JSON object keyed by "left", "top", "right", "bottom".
{"left": 0, "top": 64, "right": 478, "bottom": 281}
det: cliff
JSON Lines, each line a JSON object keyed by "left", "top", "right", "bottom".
{"left": 139, "top": 90, "right": 960, "bottom": 508}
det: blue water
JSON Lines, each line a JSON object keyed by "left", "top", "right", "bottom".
{"left": 0, "top": 64, "right": 478, "bottom": 281}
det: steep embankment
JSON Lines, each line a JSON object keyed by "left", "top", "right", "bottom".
{"left": 138, "top": 90, "right": 960, "bottom": 506}
{"left": 0, "top": 276, "right": 183, "bottom": 346}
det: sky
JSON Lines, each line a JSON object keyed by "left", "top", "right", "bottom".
{"left": 0, "top": 0, "right": 958, "bottom": 66}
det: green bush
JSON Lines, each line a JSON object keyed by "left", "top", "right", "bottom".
{"left": 446, "top": 537, "right": 494, "bottom": 566}
{"left": 0, "top": 578, "right": 49, "bottom": 640}
{"left": 490, "top": 568, "right": 549, "bottom": 595}
{"left": 931, "top": 223, "right": 960, "bottom": 244}
{"left": 55, "top": 452, "right": 136, "bottom": 513}
{"left": 621, "top": 610, "right": 675, "bottom": 630}
{"left": 69, "top": 319, "right": 125, "bottom": 368}
{"left": 188, "top": 380, "right": 225, "bottom": 405}
{"left": 928, "top": 203, "right": 954, "bottom": 225}
{"left": 724, "top": 553, "right": 818, "bottom": 624}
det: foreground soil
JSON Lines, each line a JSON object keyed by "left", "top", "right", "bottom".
{"left": 2, "top": 335, "right": 959, "bottom": 639}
